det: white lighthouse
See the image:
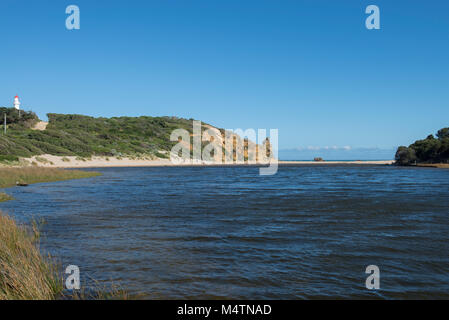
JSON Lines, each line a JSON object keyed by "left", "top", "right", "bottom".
{"left": 13, "top": 95, "right": 21, "bottom": 110}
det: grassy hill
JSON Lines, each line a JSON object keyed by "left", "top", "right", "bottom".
{"left": 0, "top": 110, "right": 204, "bottom": 161}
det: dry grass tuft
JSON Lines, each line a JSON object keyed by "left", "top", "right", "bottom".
{"left": 67, "top": 280, "right": 130, "bottom": 300}
{"left": 0, "top": 193, "right": 13, "bottom": 202}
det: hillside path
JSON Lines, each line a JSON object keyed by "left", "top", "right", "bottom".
{"left": 31, "top": 121, "right": 48, "bottom": 131}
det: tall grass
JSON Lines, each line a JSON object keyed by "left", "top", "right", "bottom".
{"left": 0, "top": 212, "right": 130, "bottom": 300}
{"left": 0, "top": 168, "right": 99, "bottom": 297}
{"left": 0, "top": 213, "right": 63, "bottom": 300}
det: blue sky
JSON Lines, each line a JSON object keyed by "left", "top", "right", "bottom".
{"left": 0, "top": 0, "right": 448, "bottom": 157}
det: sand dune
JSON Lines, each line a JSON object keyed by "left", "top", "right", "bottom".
{"left": 31, "top": 121, "right": 48, "bottom": 131}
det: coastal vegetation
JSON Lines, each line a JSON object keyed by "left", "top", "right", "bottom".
{"left": 0, "top": 107, "right": 39, "bottom": 129}
{"left": 0, "top": 213, "right": 62, "bottom": 299}
{"left": 0, "top": 108, "right": 270, "bottom": 163}
{"left": 0, "top": 108, "right": 197, "bottom": 159}
{"left": 395, "top": 127, "right": 449, "bottom": 166}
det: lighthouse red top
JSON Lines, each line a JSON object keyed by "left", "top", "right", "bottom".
{"left": 15, "top": 95, "right": 19, "bottom": 98}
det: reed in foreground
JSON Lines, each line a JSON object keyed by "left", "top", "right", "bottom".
{"left": 0, "top": 212, "right": 130, "bottom": 300}
{"left": 0, "top": 213, "right": 63, "bottom": 300}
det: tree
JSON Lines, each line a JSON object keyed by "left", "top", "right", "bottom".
{"left": 437, "top": 127, "right": 449, "bottom": 140}
{"left": 395, "top": 126, "right": 449, "bottom": 165}
{"left": 0, "top": 107, "right": 38, "bottom": 128}
{"left": 395, "top": 146, "right": 417, "bottom": 165}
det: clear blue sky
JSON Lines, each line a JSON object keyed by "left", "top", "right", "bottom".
{"left": 1, "top": 0, "right": 448, "bottom": 153}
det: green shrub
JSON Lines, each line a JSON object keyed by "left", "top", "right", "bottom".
{"left": 0, "top": 155, "right": 19, "bottom": 162}
{"left": 35, "top": 156, "right": 50, "bottom": 164}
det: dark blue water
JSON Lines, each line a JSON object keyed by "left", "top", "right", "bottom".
{"left": 1, "top": 165, "right": 449, "bottom": 299}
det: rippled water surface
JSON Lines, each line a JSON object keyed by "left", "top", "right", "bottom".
{"left": 2, "top": 165, "right": 449, "bottom": 299}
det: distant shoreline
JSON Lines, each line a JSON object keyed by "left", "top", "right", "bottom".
{"left": 280, "top": 160, "right": 394, "bottom": 164}
{"left": 417, "top": 163, "right": 449, "bottom": 169}
{"left": 8, "top": 155, "right": 395, "bottom": 168}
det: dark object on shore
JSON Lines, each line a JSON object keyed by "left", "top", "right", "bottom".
{"left": 16, "top": 181, "right": 28, "bottom": 187}
{"left": 314, "top": 157, "right": 324, "bottom": 162}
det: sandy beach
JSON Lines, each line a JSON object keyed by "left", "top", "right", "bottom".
{"left": 11, "top": 154, "right": 395, "bottom": 168}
